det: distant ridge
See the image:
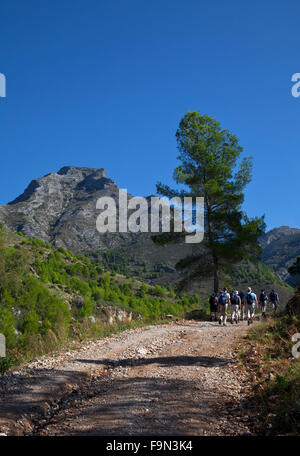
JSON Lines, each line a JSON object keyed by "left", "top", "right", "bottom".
{"left": 261, "top": 226, "right": 300, "bottom": 285}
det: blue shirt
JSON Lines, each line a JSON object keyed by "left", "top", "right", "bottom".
{"left": 244, "top": 292, "right": 257, "bottom": 304}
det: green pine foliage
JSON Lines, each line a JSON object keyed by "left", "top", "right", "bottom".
{"left": 154, "top": 111, "right": 266, "bottom": 293}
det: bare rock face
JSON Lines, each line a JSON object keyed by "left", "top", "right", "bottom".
{"left": 0, "top": 166, "right": 130, "bottom": 252}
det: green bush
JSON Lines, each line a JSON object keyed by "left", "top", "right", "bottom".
{"left": 0, "top": 229, "right": 200, "bottom": 373}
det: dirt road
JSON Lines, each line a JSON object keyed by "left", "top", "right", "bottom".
{"left": 0, "top": 320, "right": 255, "bottom": 436}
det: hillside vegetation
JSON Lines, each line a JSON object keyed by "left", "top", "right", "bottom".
{"left": 98, "top": 243, "right": 294, "bottom": 305}
{"left": 239, "top": 296, "right": 300, "bottom": 435}
{"left": 0, "top": 224, "right": 203, "bottom": 373}
{"left": 0, "top": 167, "right": 297, "bottom": 302}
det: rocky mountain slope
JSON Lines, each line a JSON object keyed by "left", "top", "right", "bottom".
{"left": 0, "top": 166, "right": 295, "bottom": 301}
{"left": 0, "top": 166, "right": 131, "bottom": 251}
{"left": 260, "top": 226, "right": 300, "bottom": 286}
{"left": 0, "top": 166, "right": 196, "bottom": 286}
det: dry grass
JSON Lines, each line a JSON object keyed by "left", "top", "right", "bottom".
{"left": 238, "top": 313, "right": 300, "bottom": 435}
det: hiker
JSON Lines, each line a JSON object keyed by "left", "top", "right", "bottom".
{"left": 209, "top": 293, "right": 218, "bottom": 321}
{"left": 259, "top": 289, "right": 268, "bottom": 318}
{"left": 230, "top": 290, "right": 241, "bottom": 324}
{"left": 218, "top": 287, "right": 231, "bottom": 326}
{"left": 238, "top": 290, "right": 245, "bottom": 320}
{"left": 244, "top": 287, "right": 258, "bottom": 325}
{"left": 269, "top": 289, "right": 279, "bottom": 312}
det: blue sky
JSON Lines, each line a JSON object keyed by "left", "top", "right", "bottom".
{"left": 0, "top": 0, "right": 299, "bottom": 230}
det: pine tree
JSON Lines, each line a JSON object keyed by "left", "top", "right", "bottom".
{"left": 154, "top": 111, "right": 265, "bottom": 292}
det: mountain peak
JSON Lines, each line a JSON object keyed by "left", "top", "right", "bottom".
{"left": 7, "top": 166, "right": 110, "bottom": 205}
{"left": 269, "top": 225, "right": 299, "bottom": 233}
{"left": 0, "top": 165, "right": 119, "bottom": 249}
{"left": 57, "top": 166, "right": 106, "bottom": 179}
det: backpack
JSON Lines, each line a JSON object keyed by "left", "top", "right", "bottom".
{"left": 260, "top": 291, "right": 267, "bottom": 302}
{"left": 246, "top": 293, "right": 254, "bottom": 305}
{"left": 219, "top": 292, "right": 228, "bottom": 306}
{"left": 270, "top": 291, "right": 276, "bottom": 301}
{"left": 231, "top": 295, "right": 239, "bottom": 305}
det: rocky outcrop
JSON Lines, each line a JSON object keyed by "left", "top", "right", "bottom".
{"left": 0, "top": 166, "right": 133, "bottom": 252}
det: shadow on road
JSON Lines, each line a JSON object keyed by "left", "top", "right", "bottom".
{"left": 47, "top": 375, "right": 226, "bottom": 436}
{"left": 75, "top": 355, "right": 231, "bottom": 369}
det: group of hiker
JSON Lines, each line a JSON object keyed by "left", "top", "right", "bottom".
{"left": 209, "top": 287, "right": 280, "bottom": 326}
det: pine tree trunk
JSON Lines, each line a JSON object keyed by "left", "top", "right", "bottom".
{"left": 206, "top": 196, "right": 219, "bottom": 293}
{"left": 213, "top": 255, "right": 219, "bottom": 294}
